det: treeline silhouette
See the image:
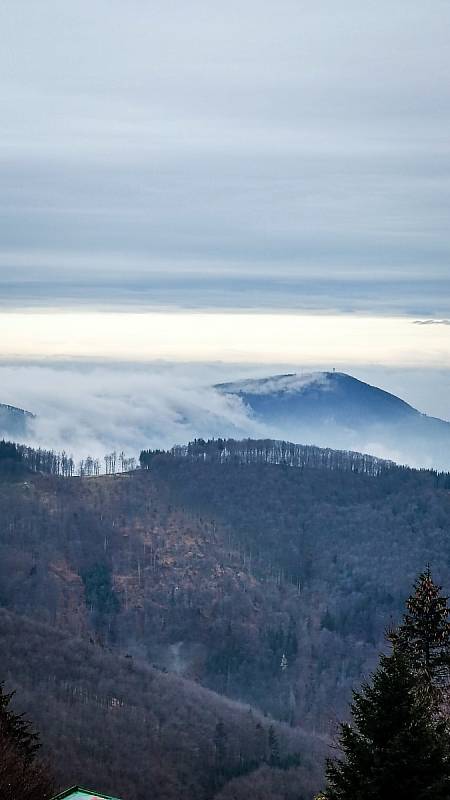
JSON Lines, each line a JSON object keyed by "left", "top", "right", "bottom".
{"left": 141, "top": 437, "right": 395, "bottom": 476}
{"left": 0, "top": 439, "right": 73, "bottom": 475}
{"left": 3, "top": 434, "right": 450, "bottom": 487}
{"left": 0, "top": 440, "right": 135, "bottom": 477}
{"left": 140, "top": 437, "right": 450, "bottom": 486}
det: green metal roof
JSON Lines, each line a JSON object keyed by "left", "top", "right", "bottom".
{"left": 51, "top": 787, "right": 122, "bottom": 800}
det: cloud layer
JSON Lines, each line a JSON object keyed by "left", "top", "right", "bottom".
{"left": 0, "top": 362, "right": 266, "bottom": 461}
{"left": 1, "top": 1, "right": 450, "bottom": 315}
{"left": 1, "top": 360, "right": 450, "bottom": 470}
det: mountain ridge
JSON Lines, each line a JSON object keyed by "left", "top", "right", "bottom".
{"left": 216, "top": 371, "right": 450, "bottom": 469}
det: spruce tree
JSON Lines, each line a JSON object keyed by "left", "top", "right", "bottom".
{"left": 0, "top": 683, "right": 40, "bottom": 761}
{"left": 317, "top": 648, "right": 450, "bottom": 800}
{"left": 391, "top": 566, "right": 450, "bottom": 705}
{"left": 0, "top": 683, "right": 53, "bottom": 800}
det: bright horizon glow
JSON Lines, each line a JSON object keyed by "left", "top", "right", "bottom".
{"left": 1, "top": 311, "right": 449, "bottom": 366}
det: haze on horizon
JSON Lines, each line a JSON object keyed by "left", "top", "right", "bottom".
{"left": 0, "top": 0, "right": 449, "bottom": 454}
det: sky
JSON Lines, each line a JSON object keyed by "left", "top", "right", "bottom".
{"left": 0, "top": 1, "right": 449, "bottom": 450}
{"left": 1, "top": 1, "right": 450, "bottom": 312}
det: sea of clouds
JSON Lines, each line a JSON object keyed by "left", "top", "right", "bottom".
{"left": 1, "top": 360, "right": 449, "bottom": 471}
{"left": 0, "top": 360, "right": 270, "bottom": 462}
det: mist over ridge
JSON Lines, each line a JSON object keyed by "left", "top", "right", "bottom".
{"left": 1, "top": 361, "right": 449, "bottom": 471}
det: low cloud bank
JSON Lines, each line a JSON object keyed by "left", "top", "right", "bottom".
{"left": 0, "top": 361, "right": 269, "bottom": 462}
{"left": 0, "top": 360, "right": 449, "bottom": 471}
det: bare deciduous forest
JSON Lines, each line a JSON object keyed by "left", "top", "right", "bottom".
{"left": 1, "top": 437, "right": 450, "bottom": 797}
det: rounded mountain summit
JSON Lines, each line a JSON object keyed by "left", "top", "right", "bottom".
{"left": 216, "top": 371, "right": 450, "bottom": 471}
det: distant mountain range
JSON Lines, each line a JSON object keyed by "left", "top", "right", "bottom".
{"left": 0, "top": 402, "right": 34, "bottom": 438}
{"left": 217, "top": 371, "right": 450, "bottom": 470}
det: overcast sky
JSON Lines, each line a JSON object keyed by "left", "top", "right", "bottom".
{"left": 0, "top": 0, "right": 449, "bottom": 434}
{"left": 1, "top": 0, "right": 450, "bottom": 315}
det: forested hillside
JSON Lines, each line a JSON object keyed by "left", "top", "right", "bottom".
{"left": 1, "top": 608, "right": 320, "bottom": 800}
{"left": 1, "top": 437, "right": 450, "bottom": 796}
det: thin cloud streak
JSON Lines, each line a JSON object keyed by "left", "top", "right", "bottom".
{"left": 414, "top": 319, "right": 450, "bottom": 326}
{"left": 2, "top": 275, "right": 450, "bottom": 317}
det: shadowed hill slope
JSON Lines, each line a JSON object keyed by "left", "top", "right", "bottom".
{"left": 1, "top": 608, "right": 321, "bottom": 800}
{"left": 1, "top": 441, "right": 450, "bottom": 738}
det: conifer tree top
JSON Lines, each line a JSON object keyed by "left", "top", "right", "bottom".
{"left": 317, "top": 569, "right": 450, "bottom": 800}
{"left": 391, "top": 566, "right": 450, "bottom": 695}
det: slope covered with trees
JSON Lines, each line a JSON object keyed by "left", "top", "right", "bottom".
{"left": 0, "top": 608, "right": 321, "bottom": 799}
{"left": 2, "top": 438, "right": 450, "bottom": 795}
